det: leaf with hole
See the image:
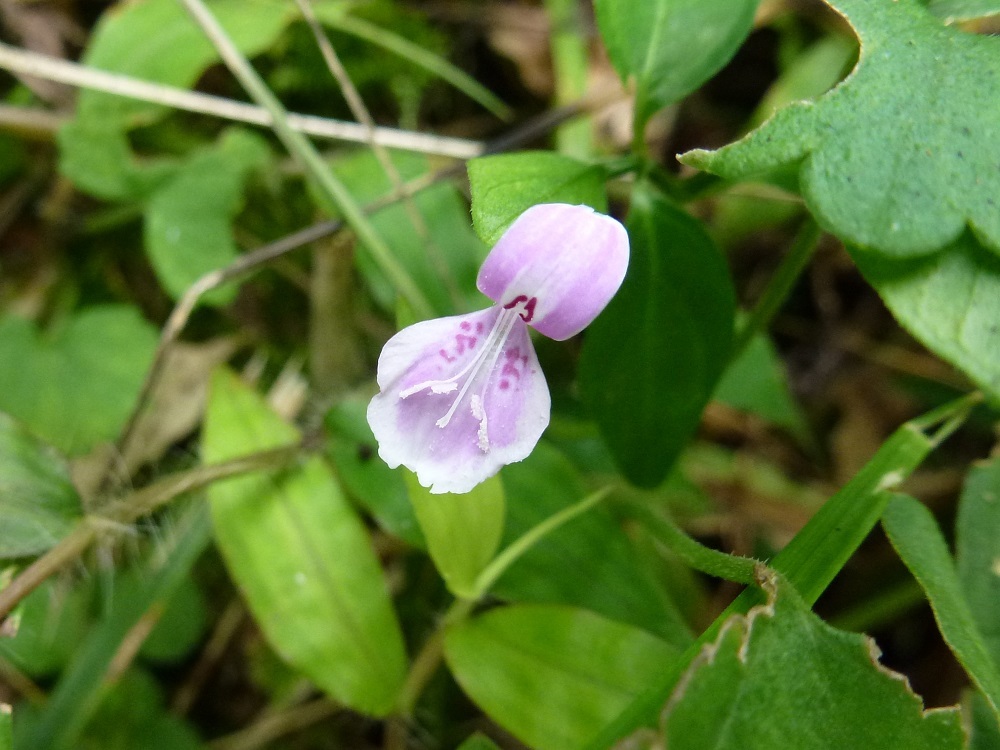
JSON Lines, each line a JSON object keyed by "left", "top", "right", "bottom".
{"left": 653, "top": 574, "right": 964, "bottom": 749}
{"left": 681, "top": 0, "right": 1000, "bottom": 258}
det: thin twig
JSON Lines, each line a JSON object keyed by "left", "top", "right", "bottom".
{"left": 172, "top": 597, "right": 246, "bottom": 716}
{"left": 0, "top": 444, "right": 301, "bottom": 622}
{"left": 209, "top": 698, "right": 340, "bottom": 750}
{"left": 0, "top": 42, "right": 482, "bottom": 159}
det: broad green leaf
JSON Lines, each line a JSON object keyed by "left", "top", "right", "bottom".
{"left": 444, "top": 604, "right": 680, "bottom": 750}
{"left": 406, "top": 472, "right": 505, "bottom": 599}
{"left": 145, "top": 129, "right": 269, "bottom": 304}
{"left": 957, "top": 457, "right": 1000, "bottom": 668}
{"left": 713, "top": 334, "right": 810, "bottom": 439}
{"left": 496, "top": 442, "right": 692, "bottom": 647}
{"left": 77, "top": 0, "right": 299, "bottom": 127}
{"left": 0, "top": 306, "right": 157, "bottom": 456}
{"left": 468, "top": 152, "right": 607, "bottom": 246}
{"left": 681, "top": 0, "right": 1000, "bottom": 258}
{"left": 133, "top": 574, "right": 208, "bottom": 664}
{"left": 0, "top": 580, "right": 91, "bottom": 677}
{"left": 331, "top": 149, "right": 487, "bottom": 316}
{"left": 0, "top": 414, "right": 82, "bottom": 559}
{"left": 928, "top": 0, "right": 1000, "bottom": 21}
{"left": 203, "top": 369, "right": 407, "bottom": 716}
{"left": 579, "top": 187, "right": 735, "bottom": 487}
{"left": 655, "top": 576, "right": 964, "bottom": 749}
{"left": 882, "top": 494, "right": 1000, "bottom": 720}
{"left": 56, "top": 123, "right": 176, "bottom": 202}
{"left": 969, "top": 689, "right": 1000, "bottom": 750}
{"left": 18, "top": 507, "right": 211, "bottom": 750}
{"left": 594, "top": 0, "right": 760, "bottom": 127}
{"left": 324, "top": 398, "right": 422, "bottom": 546}
{"left": 853, "top": 233, "right": 1000, "bottom": 402}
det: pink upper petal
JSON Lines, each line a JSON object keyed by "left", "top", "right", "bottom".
{"left": 367, "top": 307, "right": 550, "bottom": 494}
{"left": 476, "top": 203, "right": 630, "bottom": 341}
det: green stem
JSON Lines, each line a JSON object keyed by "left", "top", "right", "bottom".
{"left": 544, "top": 0, "right": 591, "bottom": 158}
{"left": 178, "top": 0, "right": 432, "bottom": 319}
{"left": 472, "top": 487, "right": 611, "bottom": 599}
{"left": 624, "top": 500, "right": 758, "bottom": 585}
{"left": 731, "top": 215, "right": 822, "bottom": 359}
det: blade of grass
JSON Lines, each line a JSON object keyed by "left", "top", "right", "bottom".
{"left": 178, "top": 0, "right": 433, "bottom": 319}
{"left": 322, "top": 14, "right": 511, "bottom": 120}
{"left": 883, "top": 493, "right": 1000, "bottom": 722}
{"left": 585, "top": 392, "right": 981, "bottom": 748}
{"left": 544, "top": 0, "right": 591, "bottom": 157}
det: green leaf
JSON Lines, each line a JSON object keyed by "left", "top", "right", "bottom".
{"left": 594, "top": 0, "right": 760, "bottom": 127}
{"left": 579, "top": 187, "right": 735, "bottom": 487}
{"left": 468, "top": 152, "right": 607, "bottom": 246}
{"left": 0, "top": 306, "right": 158, "bottom": 456}
{"left": 713, "top": 333, "right": 810, "bottom": 439}
{"left": 681, "top": 0, "right": 1000, "bottom": 258}
{"left": 444, "top": 604, "right": 680, "bottom": 750}
{"left": 324, "top": 398, "right": 422, "bottom": 546}
{"left": 882, "top": 494, "right": 1000, "bottom": 721}
{"left": 496, "top": 442, "right": 693, "bottom": 647}
{"left": 928, "top": 0, "right": 1000, "bottom": 21}
{"left": 135, "top": 575, "right": 208, "bottom": 664}
{"left": 79, "top": 668, "right": 202, "bottom": 750}
{"left": 969, "top": 689, "right": 1000, "bottom": 750}
{"left": 203, "top": 369, "right": 407, "bottom": 716}
{"left": 654, "top": 575, "right": 964, "bottom": 749}
{"left": 56, "top": 123, "right": 176, "bottom": 202}
{"left": 331, "top": 149, "right": 487, "bottom": 316}
{"left": 957, "top": 457, "right": 1000, "bottom": 669}
{"left": 853, "top": 233, "right": 1000, "bottom": 402}
{"left": 77, "top": 0, "right": 299, "bottom": 127}
{"left": 0, "top": 414, "right": 82, "bottom": 559}
{"left": 145, "top": 129, "right": 270, "bottom": 304}
{"left": 0, "top": 580, "right": 91, "bottom": 677}
{"left": 406, "top": 472, "right": 505, "bottom": 599}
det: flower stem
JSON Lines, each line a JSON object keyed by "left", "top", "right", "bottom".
{"left": 622, "top": 500, "right": 758, "bottom": 584}
{"left": 730, "top": 215, "right": 822, "bottom": 359}
{"left": 471, "top": 486, "right": 612, "bottom": 598}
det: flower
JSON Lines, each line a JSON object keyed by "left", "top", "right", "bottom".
{"left": 367, "top": 203, "right": 630, "bottom": 494}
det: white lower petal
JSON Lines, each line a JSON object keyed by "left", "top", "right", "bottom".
{"left": 367, "top": 307, "right": 550, "bottom": 494}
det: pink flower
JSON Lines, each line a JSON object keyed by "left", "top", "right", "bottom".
{"left": 367, "top": 203, "right": 629, "bottom": 494}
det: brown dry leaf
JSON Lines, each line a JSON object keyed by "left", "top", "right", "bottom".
{"left": 72, "top": 337, "right": 240, "bottom": 497}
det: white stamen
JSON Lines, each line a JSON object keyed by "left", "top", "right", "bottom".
{"left": 470, "top": 394, "right": 489, "bottom": 452}
{"left": 434, "top": 310, "right": 518, "bottom": 430}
